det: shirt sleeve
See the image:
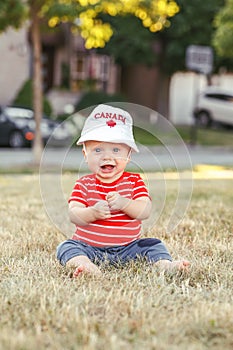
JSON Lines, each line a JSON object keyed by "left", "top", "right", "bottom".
{"left": 68, "top": 180, "right": 88, "bottom": 206}
{"left": 133, "top": 174, "right": 151, "bottom": 200}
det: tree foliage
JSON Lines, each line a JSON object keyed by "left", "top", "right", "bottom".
{"left": 97, "top": 15, "right": 158, "bottom": 66}
{"left": 0, "top": 0, "right": 27, "bottom": 31}
{"left": 47, "top": 0, "right": 179, "bottom": 49}
{"left": 96, "top": 0, "right": 233, "bottom": 73}
{"left": 213, "top": 0, "right": 233, "bottom": 58}
{"left": 160, "top": 0, "right": 226, "bottom": 74}
{"left": 13, "top": 79, "right": 52, "bottom": 116}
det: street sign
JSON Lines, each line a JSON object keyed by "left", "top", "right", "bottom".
{"left": 186, "top": 45, "right": 213, "bottom": 74}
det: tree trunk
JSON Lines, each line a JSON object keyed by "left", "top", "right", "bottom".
{"left": 121, "top": 64, "right": 160, "bottom": 111}
{"left": 120, "top": 64, "right": 172, "bottom": 120}
{"left": 157, "top": 74, "right": 171, "bottom": 119}
{"left": 31, "top": 5, "right": 43, "bottom": 165}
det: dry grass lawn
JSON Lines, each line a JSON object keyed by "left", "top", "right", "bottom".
{"left": 0, "top": 173, "right": 233, "bottom": 350}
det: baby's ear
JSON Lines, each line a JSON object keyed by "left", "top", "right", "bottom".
{"left": 82, "top": 147, "right": 88, "bottom": 162}
{"left": 127, "top": 149, "right": 132, "bottom": 162}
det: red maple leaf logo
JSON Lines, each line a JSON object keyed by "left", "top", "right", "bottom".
{"left": 106, "top": 120, "right": 116, "bottom": 128}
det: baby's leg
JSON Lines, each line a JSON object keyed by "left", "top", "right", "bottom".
{"left": 66, "top": 255, "right": 102, "bottom": 277}
{"left": 155, "top": 259, "right": 190, "bottom": 271}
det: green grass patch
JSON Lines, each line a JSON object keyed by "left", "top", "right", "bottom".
{"left": 177, "top": 125, "right": 233, "bottom": 146}
{"left": 133, "top": 124, "right": 233, "bottom": 146}
{"left": 134, "top": 126, "right": 162, "bottom": 145}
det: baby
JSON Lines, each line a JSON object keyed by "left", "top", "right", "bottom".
{"left": 56, "top": 104, "right": 190, "bottom": 276}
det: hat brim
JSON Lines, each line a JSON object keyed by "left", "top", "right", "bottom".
{"left": 76, "top": 128, "right": 139, "bottom": 152}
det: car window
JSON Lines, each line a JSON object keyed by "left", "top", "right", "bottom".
{"left": 224, "top": 95, "right": 233, "bottom": 102}
{"left": 4, "top": 107, "right": 34, "bottom": 119}
{"left": 205, "top": 93, "right": 233, "bottom": 102}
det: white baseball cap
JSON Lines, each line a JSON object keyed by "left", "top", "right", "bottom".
{"left": 76, "top": 104, "right": 139, "bottom": 152}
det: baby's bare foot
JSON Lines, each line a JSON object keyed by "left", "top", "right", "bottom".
{"left": 73, "top": 263, "right": 102, "bottom": 278}
{"left": 67, "top": 255, "right": 102, "bottom": 278}
{"left": 170, "top": 260, "right": 190, "bottom": 271}
{"left": 156, "top": 259, "right": 190, "bottom": 272}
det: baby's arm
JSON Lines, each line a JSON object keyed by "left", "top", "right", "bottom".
{"left": 69, "top": 200, "right": 111, "bottom": 226}
{"left": 106, "top": 192, "right": 152, "bottom": 220}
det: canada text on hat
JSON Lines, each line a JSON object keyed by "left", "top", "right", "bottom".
{"left": 76, "top": 104, "right": 139, "bottom": 152}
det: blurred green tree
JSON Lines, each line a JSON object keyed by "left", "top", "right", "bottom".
{"left": 0, "top": 1, "right": 27, "bottom": 31}
{"left": 97, "top": 0, "right": 228, "bottom": 71}
{"left": 213, "top": 0, "right": 233, "bottom": 58}
{"left": 161, "top": 0, "right": 233, "bottom": 74}
{"left": 13, "top": 79, "right": 52, "bottom": 116}
{"left": 97, "top": 14, "right": 158, "bottom": 66}
{"left": 93, "top": 0, "right": 232, "bottom": 115}
{"left": 47, "top": 0, "right": 179, "bottom": 49}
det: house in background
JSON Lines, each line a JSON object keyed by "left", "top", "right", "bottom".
{"left": 0, "top": 24, "right": 119, "bottom": 115}
{"left": 1, "top": 25, "right": 233, "bottom": 123}
{"left": 0, "top": 26, "right": 30, "bottom": 106}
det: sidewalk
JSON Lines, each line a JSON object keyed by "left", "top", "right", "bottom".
{"left": 1, "top": 145, "right": 233, "bottom": 171}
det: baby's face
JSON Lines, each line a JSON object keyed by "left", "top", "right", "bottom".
{"left": 83, "top": 141, "right": 131, "bottom": 183}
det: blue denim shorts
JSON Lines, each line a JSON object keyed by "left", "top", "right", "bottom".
{"left": 56, "top": 238, "right": 172, "bottom": 266}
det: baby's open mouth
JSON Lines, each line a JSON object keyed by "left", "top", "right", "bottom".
{"left": 100, "top": 164, "right": 115, "bottom": 170}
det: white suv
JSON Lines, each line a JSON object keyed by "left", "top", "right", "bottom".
{"left": 193, "top": 86, "right": 233, "bottom": 127}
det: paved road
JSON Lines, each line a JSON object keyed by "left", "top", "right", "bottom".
{"left": 1, "top": 145, "right": 233, "bottom": 171}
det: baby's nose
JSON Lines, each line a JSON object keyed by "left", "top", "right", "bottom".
{"left": 102, "top": 151, "right": 113, "bottom": 159}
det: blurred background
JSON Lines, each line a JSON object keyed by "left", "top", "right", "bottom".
{"left": 0, "top": 0, "right": 233, "bottom": 164}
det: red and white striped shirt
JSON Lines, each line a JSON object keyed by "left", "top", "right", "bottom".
{"left": 69, "top": 172, "right": 150, "bottom": 247}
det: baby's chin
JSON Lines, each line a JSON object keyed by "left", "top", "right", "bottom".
{"left": 96, "top": 170, "right": 123, "bottom": 183}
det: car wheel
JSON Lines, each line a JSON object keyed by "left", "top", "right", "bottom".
{"left": 196, "top": 111, "right": 212, "bottom": 128}
{"left": 9, "top": 131, "right": 25, "bottom": 148}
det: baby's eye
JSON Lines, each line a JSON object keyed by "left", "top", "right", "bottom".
{"left": 94, "top": 147, "right": 102, "bottom": 153}
{"left": 113, "top": 148, "right": 120, "bottom": 153}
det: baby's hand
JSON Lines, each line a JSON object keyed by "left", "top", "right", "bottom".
{"left": 92, "top": 200, "right": 111, "bottom": 220}
{"left": 106, "top": 192, "right": 128, "bottom": 211}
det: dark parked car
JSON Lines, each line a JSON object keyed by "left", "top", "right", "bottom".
{"left": 0, "top": 106, "right": 71, "bottom": 148}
